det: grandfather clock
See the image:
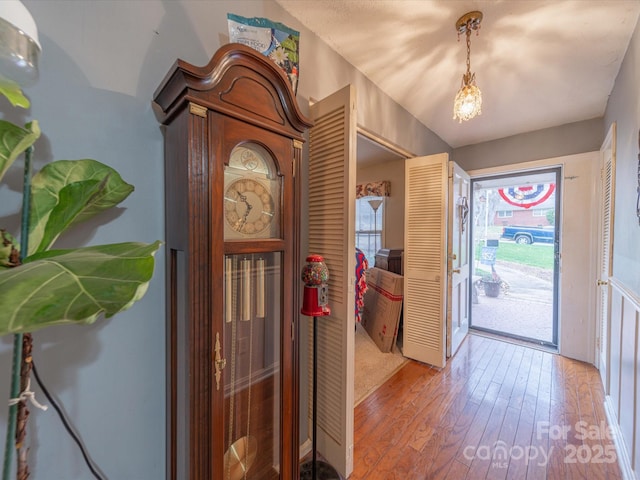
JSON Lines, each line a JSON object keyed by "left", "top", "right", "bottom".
{"left": 153, "top": 44, "right": 312, "bottom": 480}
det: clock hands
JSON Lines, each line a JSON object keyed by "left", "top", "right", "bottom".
{"left": 236, "top": 191, "right": 253, "bottom": 231}
{"left": 225, "top": 178, "right": 275, "bottom": 235}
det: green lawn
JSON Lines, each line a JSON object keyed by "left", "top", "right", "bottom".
{"left": 474, "top": 241, "right": 554, "bottom": 270}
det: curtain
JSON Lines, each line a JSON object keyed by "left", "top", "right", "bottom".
{"left": 356, "top": 180, "right": 390, "bottom": 199}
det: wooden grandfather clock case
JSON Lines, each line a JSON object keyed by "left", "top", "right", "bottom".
{"left": 153, "top": 44, "right": 312, "bottom": 480}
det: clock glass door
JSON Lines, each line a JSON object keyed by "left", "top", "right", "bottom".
{"left": 222, "top": 252, "right": 282, "bottom": 480}
{"left": 222, "top": 143, "right": 283, "bottom": 479}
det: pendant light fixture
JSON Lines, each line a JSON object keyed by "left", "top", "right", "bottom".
{"left": 453, "top": 10, "right": 483, "bottom": 123}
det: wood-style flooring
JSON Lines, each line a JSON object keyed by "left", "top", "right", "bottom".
{"left": 352, "top": 334, "right": 621, "bottom": 479}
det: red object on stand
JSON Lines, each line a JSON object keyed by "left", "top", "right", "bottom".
{"left": 301, "top": 254, "right": 331, "bottom": 317}
{"left": 300, "top": 254, "right": 340, "bottom": 479}
{"left": 301, "top": 286, "right": 330, "bottom": 316}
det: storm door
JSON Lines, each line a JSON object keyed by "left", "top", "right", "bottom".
{"left": 469, "top": 168, "right": 560, "bottom": 347}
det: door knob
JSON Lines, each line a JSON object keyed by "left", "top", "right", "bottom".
{"left": 452, "top": 268, "right": 461, "bottom": 274}
{"left": 597, "top": 280, "right": 609, "bottom": 286}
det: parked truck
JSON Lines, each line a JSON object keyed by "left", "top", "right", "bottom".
{"left": 500, "top": 225, "right": 555, "bottom": 244}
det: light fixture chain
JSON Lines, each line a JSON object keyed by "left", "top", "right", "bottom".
{"left": 466, "top": 29, "right": 472, "bottom": 76}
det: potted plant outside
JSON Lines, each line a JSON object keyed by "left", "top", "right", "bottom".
{"left": 481, "top": 267, "right": 503, "bottom": 298}
{"left": 482, "top": 277, "right": 502, "bottom": 297}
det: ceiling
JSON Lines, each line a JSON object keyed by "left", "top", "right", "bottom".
{"left": 276, "top": 0, "right": 640, "bottom": 149}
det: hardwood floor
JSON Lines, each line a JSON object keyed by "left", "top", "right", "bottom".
{"left": 352, "top": 334, "right": 621, "bottom": 479}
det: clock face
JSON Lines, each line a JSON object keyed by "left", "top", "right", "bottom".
{"left": 224, "top": 178, "right": 275, "bottom": 235}
{"left": 224, "top": 144, "right": 281, "bottom": 240}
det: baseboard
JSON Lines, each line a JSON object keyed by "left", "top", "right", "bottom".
{"left": 604, "top": 395, "right": 635, "bottom": 479}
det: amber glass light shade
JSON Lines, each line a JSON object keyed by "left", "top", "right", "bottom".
{"left": 453, "top": 75, "right": 482, "bottom": 122}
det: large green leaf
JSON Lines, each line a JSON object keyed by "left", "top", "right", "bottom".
{"left": 0, "top": 82, "right": 30, "bottom": 108}
{"left": 0, "top": 241, "right": 162, "bottom": 335}
{"left": 28, "top": 159, "right": 134, "bottom": 255}
{"left": 35, "top": 178, "right": 106, "bottom": 255}
{"left": 0, "top": 120, "right": 40, "bottom": 183}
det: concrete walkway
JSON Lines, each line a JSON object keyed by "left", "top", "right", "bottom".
{"left": 472, "top": 262, "right": 555, "bottom": 343}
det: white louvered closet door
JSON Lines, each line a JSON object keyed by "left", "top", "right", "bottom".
{"left": 597, "top": 123, "right": 616, "bottom": 392}
{"left": 403, "top": 153, "right": 449, "bottom": 368}
{"left": 308, "top": 84, "right": 356, "bottom": 479}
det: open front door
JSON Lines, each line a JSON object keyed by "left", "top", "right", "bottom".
{"left": 403, "top": 153, "right": 448, "bottom": 368}
{"left": 448, "top": 161, "right": 471, "bottom": 357}
{"left": 308, "top": 85, "right": 356, "bottom": 478}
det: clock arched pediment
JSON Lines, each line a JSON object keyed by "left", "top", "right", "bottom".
{"left": 153, "top": 43, "right": 312, "bottom": 136}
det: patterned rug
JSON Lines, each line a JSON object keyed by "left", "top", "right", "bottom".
{"left": 354, "top": 323, "right": 408, "bottom": 406}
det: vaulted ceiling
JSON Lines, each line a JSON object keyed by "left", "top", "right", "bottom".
{"left": 276, "top": 0, "right": 640, "bottom": 148}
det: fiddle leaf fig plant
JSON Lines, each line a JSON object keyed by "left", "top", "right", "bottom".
{"left": 0, "top": 66, "right": 160, "bottom": 480}
{"left": 0, "top": 85, "right": 161, "bottom": 335}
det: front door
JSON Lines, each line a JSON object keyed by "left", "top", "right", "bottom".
{"left": 469, "top": 169, "right": 560, "bottom": 348}
{"left": 448, "top": 162, "right": 471, "bottom": 357}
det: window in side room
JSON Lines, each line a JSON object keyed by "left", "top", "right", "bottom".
{"left": 355, "top": 196, "right": 385, "bottom": 263}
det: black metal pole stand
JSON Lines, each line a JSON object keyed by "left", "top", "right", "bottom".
{"left": 300, "top": 316, "right": 340, "bottom": 480}
{"left": 312, "top": 315, "right": 318, "bottom": 480}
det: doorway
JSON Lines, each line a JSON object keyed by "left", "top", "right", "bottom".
{"left": 354, "top": 130, "right": 411, "bottom": 406}
{"left": 470, "top": 168, "right": 560, "bottom": 348}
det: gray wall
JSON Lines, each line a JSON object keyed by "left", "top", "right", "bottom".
{"left": 362, "top": 115, "right": 606, "bottom": 259}
{"left": 604, "top": 16, "right": 640, "bottom": 297}
{"left": 0, "top": 1, "right": 446, "bottom": 478}
{"left": 452, "top": 117, "right": 604, "bottom": 171}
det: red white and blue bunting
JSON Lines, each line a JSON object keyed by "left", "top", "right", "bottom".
{"left": 498, "top": 183, "right": 555, "bottom": 209}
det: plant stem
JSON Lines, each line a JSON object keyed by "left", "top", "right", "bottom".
{"left": 2, "top": 335, "right": 22, "bottom": 480}
{"left": 16, "top": 334, "right": 32, "bottom": 480}
{"left": 2, "top": 146, "right": 33, "bottom": 480}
